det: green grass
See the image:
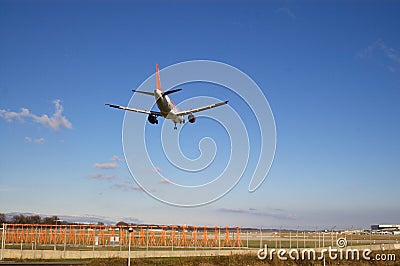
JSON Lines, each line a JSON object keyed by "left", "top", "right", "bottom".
{"left": 4, "top": 250, "right": 400, "bottom": 266}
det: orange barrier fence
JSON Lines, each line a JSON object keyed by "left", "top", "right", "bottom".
{"left": 0, "top": 224, "right": 243, "bottom": 248}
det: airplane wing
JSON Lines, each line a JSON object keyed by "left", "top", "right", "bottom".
{"left": 175, "top": 101, "right": 229, "bottom": 116}
{"left": 105, "top": 103, "right": 162, "bottom": 116}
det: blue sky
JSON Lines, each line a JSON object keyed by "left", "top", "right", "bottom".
{"left": 1, "top": 1, "right": 400, "bottom": 229}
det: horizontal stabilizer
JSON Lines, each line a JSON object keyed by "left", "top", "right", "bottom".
{"left": 132, "top": 90, "right": 154, "bottom": 96}
{"left": 162, "top": 88, "right": 182, "bottom": 97}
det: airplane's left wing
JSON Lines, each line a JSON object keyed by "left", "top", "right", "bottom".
{"left": 175, "top": 101, "right": 229, "bottom": 116}
{"left": 105, "top": 103, "right": 162, "bottom": 116}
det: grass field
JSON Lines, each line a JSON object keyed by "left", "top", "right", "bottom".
{"left": 5, "top": 250, "right": 398, "bottom": 266}
{"left": 84, "top": 252, "right": 400, "bottom": 266}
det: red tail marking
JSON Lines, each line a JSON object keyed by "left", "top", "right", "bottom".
{"left": 156, "top": 64, "right": 162, "bottom": 91}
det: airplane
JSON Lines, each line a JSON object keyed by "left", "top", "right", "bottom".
{"left": 106, "top": 64, "right": 229, "bottom": 130}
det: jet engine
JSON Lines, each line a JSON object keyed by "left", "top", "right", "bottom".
{"left": 188, "top": 114, "right": 196, "bottom": 123}
{"left": 148, "top": 114, "right": 158, "bottom": 124}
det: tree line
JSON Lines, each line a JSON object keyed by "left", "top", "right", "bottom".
{"left": 1, "top": 213, "right": 132, "bottom": 226}
{"left": 0, "top": 213, "right": 66, "bottom": 225}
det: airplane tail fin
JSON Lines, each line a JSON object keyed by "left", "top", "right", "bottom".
{"left": 156, "top": 64, "right": 162, "bottom": 91}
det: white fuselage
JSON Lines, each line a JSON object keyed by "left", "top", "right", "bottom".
{"left": 154, "top": 89, "right": 184, "bottom": 124}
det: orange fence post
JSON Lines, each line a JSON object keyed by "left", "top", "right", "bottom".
{"left": 39, "top": 226, "right": 45, "bottom": 245}
{"left": 130, "top": 227, "right": 136, "bottom": 247}
{"left": 202, "top": 226, "right": 208, "bottom": 247}
{"left": 223, "top": 226, "right": 231, "bottom": 247}
{"left": 191, "top": 226, "right": 198, "bottom": 247}
{"left": 20, "top": 225, "right": 27, "bottom": 243}
{"left": 78, "top": 226, "right": 85, "bottom": 245}
{"left": 139, "top": 226, "right": 145, "bottom": 246}
{"left": 88, "top": 226, "right": 95, "bottom": 245}
{"left": 98, "top": 227, "right": 105, "bottom": 246}
{"left": 170, "top": 226, "right": 178, "bottom": 246}
{"left": 12, "top": 226, "right": 18, "bottom": 244}
{"left": 180, "top": 225, "right": 187, "bottom": 246}
{"left": 119, "top": 227, "right": 125, "bottom": 246}
{"left": 49, "top": 227, "right": 56, "bottom": 245}
{"left": 234, "top": 227, "right": 243, "bottom": 247}
{"left": 3, "top": 223, "right": 242, "bottom": 249}
{"left": 148, "top": 226, "right": 156, "bottom": 246}
{"left": 213, "top": 226, "right": 219, "bottom": 247}
{"left": 67, "top": 225, "right": 74, "bottom": 245}
{"left": 22, "top": 225, "right": 27, "bottom": 243}
{"left": 60, "top": 226, "right": 66, "bottom": 245}
{"left": 5, "top": 224, "right": 11, "bottom": 244}
{"left": 29, "top": 226, "right": 36, "bottom": 244}
{"left": 158, "top": 226, "right": 167, "bottom": 246}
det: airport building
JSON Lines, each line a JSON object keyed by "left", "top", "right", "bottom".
{"left": 371, "top": 224, "right": 400, "bottom": 234}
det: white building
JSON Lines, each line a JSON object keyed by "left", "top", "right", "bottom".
{"left": 371, "top": 224, "right": 400, "bottom": 234}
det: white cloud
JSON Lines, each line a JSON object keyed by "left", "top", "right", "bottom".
{"left": 93, "top": 162, "right": 119, "bottom": 169}
{"left": 130, "top": 185, "right": 143, "bottom": 191}
{"left": 111, "top": 181, "right": 144, "bottom": 192}
{"left": 89, "top": 173, "right": 117, "bottom": 180}
{"left": 0, "top": 99, "right": 72, "bottom": 130}
{"left": 34, "top": 138, "right": 45, "bottom": 144}
{"left": 380, "top": 43, "right": 400, "bottom": 64}
{"left": 218, "top": 207, "right": 297, "bottom": 220}
{"left": 153, "top": 166, "right": 162, "bottom": 173}
{"left": 357, "top": 39, "right": 400, "bottom": 72}
{"left": 0, "top": 109, "right": 26, "bottom": 122}
{"left": 159, "top": 178, "right": 171, "bottom": 184}
{"left": 93, "top": 156, "right": 121, "bottom": 169}
{"left": 111, "top": 155, "right": 122, "bottom": 161}
{"left": 24, "top": 136, "right": 45, "bottom": 144}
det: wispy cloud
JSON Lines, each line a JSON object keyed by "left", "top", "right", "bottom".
{"left": 93, "top": 162, "right": 119, "bottom": 169}
{"left": 159, "top": 178, "right": 171, "bottom": 184}
{"left": 219, "top": 208, "right": 248, "bottom": 214}
{"left": 218, "top": 207, "right": 297, "bottom": 220}
{"left": 88, "top": 173, "right": 117, "bottom": 180}
{"left": 89, "top": 155, "right": 122, "bottom": 183}
{"left": 110, "top": 176, "right": 156, "bottom": 193}
{"left": 357, "top": 39, "right": 400, "bottom": 72}
{"left": 111, "top": 155, "right": 122, "bottom": 161}
{"left": 111, "top": 181, "right": 144, "bottom": 192}
{"left": 377, "top": 41, "right": 400, "bottom": 63}
{"left": 0, "top": 99, "right": 72, "bottom": 130}
{"left": 153, "top": 166, "right": 162, "bottom": 173}
{"left": 34, "top": 138, "right": 45, "bottom": 144}
{"left": 93, "top": 155, "right": 121, "bottom": 169}
{"left": 24, "top": 136, "right": 45, "bottom": 144}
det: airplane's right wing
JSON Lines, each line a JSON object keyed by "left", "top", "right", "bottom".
{"left": 105, "top": 103, "right": 162, "bottom": 116}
